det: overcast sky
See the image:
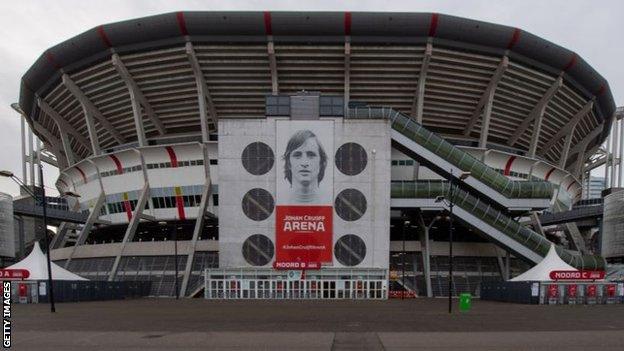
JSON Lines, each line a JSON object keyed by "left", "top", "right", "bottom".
{"left": 0, "top": 0, "right": 622, "bottom": 196}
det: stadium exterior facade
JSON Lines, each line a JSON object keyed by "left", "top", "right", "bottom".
{"left": 15, "top": 12, "right": 617, "bottom": 297}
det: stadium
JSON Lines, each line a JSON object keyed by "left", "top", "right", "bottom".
{"left": 13, "top": 11, "right": 619, "bottom": 298}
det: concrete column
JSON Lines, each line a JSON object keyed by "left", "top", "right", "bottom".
{"left": 28, "top": 127, "right": 34, "bottom": 186}
{"left": 21, "top": 116, "right": 27, "bottom": 181}
{"left": 619, "top": 118, "right": 624, "bottom": 187}
{"left": 610, "top": 124, "right": 617, "bottom": 188}
{"left": 604, "top": 130, "right": 611, "bottom": 187}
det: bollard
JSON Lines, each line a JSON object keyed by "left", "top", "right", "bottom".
{"left": 459, "top": 293, "right": 471, "bottom": 312}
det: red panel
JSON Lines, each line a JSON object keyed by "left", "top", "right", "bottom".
{"left": 503, "top": 156, "right": 516, "bottom": 176}
{"left": 176, "top": 12, "right": 188, "bottom": 36}
{"left": 544, "top": 167, "right": 556, "bottom": 181}
{"left": 45, "top": 51, "right": 60, "bottom": 69}
{"left": 109, "top": 154, "right": 123, "bottom": 174}
{"left": 75, "top": 166, "right": 87, "bottom": 184}
{"left": 97, "top": 25, "right": 112, "bottom": 48}
{"left": 562, "top": 53, "right": 577, "bottom": 72}
{"left": 507, "top": 28, "right": 521, "bottom": 50}
{"left": 165, "top": 146, "right": 179, "bottom": 167}
{"left": 428, "top": 13, "right": 439, "bottom": 37}
{"left": 344, "top": 12, "right": 351, "bottom": 36}
{"left": 264, "top": 11, "right": 272, "bottom": 35}
{"left": 164, "top": 146, "right": 185, "bottom": 220}
{"left": 275, "top": 205, "right": 333, "bottom": 264}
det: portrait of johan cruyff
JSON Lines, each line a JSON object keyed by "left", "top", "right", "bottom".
{"left": 282, "top": 129, "right": 328, "bottom": 204}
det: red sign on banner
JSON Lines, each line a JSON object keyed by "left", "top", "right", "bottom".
{"left": 587, "top": 285, "right": 597, "bottom": 297}
{"left": 549, "top": 270, "right": 605, "bottom": 280}
{"left": 607, "top": 285, "right": 616, "bottom": 297}
{"left": 275, "top": 205, "right": 333, "bottom": 264}
{"left": 0, "top": 269, "right": 30, "bottom": 279}
{"left": 548, "top": 284, "right": 558, "bottom": 298}
{"left": 567, "top": 284, "right": 577, "bottom": 297}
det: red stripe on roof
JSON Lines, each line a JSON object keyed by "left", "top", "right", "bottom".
{"left": 176, "top": 12, "right": 188, "bottom": 36}
{"left": 566, "top": 182, "right": 575, "bottom": 191}
{"left": 563, "top": 53, "right": 577, "bottom": 72}
{"left": 507, "top": 28, "right": 521, "bottom": 50}
{"left": 504, "top": 156, "right": 516, "bottom": 176}
{"left": 58, "top": 179, "right": 68, "bottom": 188}
{"left": 428, "top": 13, "right": 439, "bottom": 37}
{"left": 264, "top": 11, "right": 272, "bottom": 35}
{"left": 96, "top": 25, "right": 112, "bottom": 48}
{"left": 344, "top": 12, "right": 352, "bottom": 35}
{"left": 544, "top": 167, "right": 556, "bottom": 181}
{"left": 45, "top": 51, "right": 60, "bottom": 70}
{"left": 75, "top": 166, "right": 87, "bottom": 184}
{"left": 109, "top": 154, "right": 123, "bottom": 174}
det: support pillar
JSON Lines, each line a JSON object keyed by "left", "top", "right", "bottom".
{"left": 108, "top": 183, "right": 150, "bottom": 281}
{"left": 64, "top": 192, "right": 106, "bottom": 268}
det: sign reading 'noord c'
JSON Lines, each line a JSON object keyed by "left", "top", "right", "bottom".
{"left": 549, "top": 270, "right": 605, "bottom": 280}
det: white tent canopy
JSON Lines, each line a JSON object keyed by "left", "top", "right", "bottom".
{"left": 510, "top": 244, "right": 576, "bottom": 282}
{"left": 6, "top": 242, "right": 87, "bottom": 281}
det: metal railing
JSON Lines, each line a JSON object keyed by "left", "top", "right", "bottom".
{"left": 347, "top": 107, "right": 554, "bottom": 199}
{"left": 391, "top": 180, "right": 605, "bottom": 270}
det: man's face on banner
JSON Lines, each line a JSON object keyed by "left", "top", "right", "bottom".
{"left": 289, "top": 137, "right": 321, "bottom": 187}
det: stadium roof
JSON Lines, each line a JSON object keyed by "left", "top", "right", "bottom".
{"left": 18, "top": 12, "right": 616, "bottom": 168}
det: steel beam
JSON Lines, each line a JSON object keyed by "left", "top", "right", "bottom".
{"left": 540, "top": 100, "right": 594, "bottom": 159}
{"left": 62, "top": 74, "right": 126, "bottom": 145}
{"left": 180, "top": 180, "right": 212, "bottom": 296}
{"left": 267, "top": 38, "right": 279, "bottom": 94}
{"left": 185, "top": 42, "right": 218, "bottom": 142}
{"left": 344, "top": 40, "right": 351, "bottom": 111}
{"left": 463, "top": 56, "right": 509, "bottom": 137}
{"left": 507, "top": 76, "right": 563, "bottom": 147}
{"left": 411, "top": 43, "right": 432, "bottom": 123}
{"left": 63, "top": 192, "right": 106, "bottom": 269}
{"left": 36, "top": 98, "right": 91, "bottom": 152}
{"left": 112, "top": 54, "right": 166, "bottom": 138}
{"left": 108, "top": 182, "right": 151, "bottom": 281}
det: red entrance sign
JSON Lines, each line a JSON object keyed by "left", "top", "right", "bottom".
{"left": 549, "top": 270, "right": 605, "bottom": 280}
{"left": 548, "top": 284, "right": 558, "bottom": 298}
{"left": 273, "top": 261, "right": 321, "bottom": 270}
{"left": 567, "top": 284, "right": 577, "bottom": 297}
{"left": 275, "top": 205, "right": 332, "bottom": 264}
{"left": 587, "top": 285, "right": 597, "bottom": 297}
{"left": 607, "top": 285, "right": 616, "bottom": 297}
{"left": 0, "top": 269, "right": 30, "bottom": 279}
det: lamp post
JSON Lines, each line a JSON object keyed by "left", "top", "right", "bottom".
{"left": 173, "top": 223, "right": 179, "bottom": 300}
{"left": 435, "top": 170, "right": 470, "bottom": 313}
{"left": 0, "top": 168, "right": 75, "bottom": 313}
{"left": 401, "top": 219, "right": 410, "bottom": 299}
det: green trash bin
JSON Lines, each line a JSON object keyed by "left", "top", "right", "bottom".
{"left": 459, "top": 293, "right": 472, "bottom": 312}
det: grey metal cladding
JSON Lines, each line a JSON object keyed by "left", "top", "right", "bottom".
{"left": 435, "top": 14, "right": 512, "bottom": 48}
{"left": 350, "top": 13, "right": 430, "bottom": 36}
{"left": 271, "top": 12, "right": 344, "bottom": 36}
{"left": 17, "top": 11, "right": 616, "bottom": 130}
{"left": 103, "top": 12, "right": 182, "bottom": 48}
{"left": 183, "top": 12, "right": 266, "bottom": 35}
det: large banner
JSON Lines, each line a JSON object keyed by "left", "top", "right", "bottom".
{"left": 275, "top": 120, "right": 334, "bottom": 264}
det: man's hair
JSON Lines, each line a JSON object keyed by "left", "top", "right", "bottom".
{"left": 282, "top": 129, "right": 328, "bottom": 185}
